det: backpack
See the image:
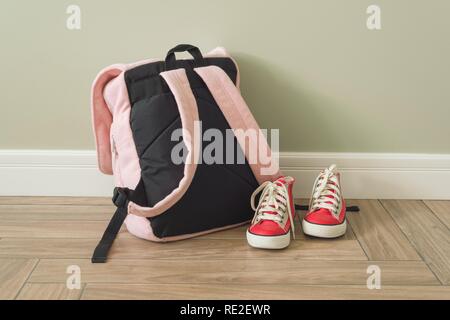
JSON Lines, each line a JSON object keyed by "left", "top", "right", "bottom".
{"left": 91, "top": 44, "right": 280, "bottom": 263}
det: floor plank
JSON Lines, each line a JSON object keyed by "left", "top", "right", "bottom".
{"left": 0, "top": 197, "right": 111, "bottom": 205}
{"left": 29, "top": 259, "right": 438, "bottom": 286}
{"left": 381, "top": 200, "right": 450, "bottom": 285}
{"left": 0, "top": 220, "right": 125, "bottom": 238}
{"left": 0, "top": 258, "right": 38, "bottom": 300}
{"left": 0, "top": 237, "right": 367, "bottom": 260}
{"left": 1, "top": 196, "right": 447, "bottom": 300}
{"left": 0, "top": 201, "right": 353, "bottom": 241}
{"left": 0, "top": 219, "right": 353, "bottom": 240}
{"left": 81, "top": 284, "right": 450, "bottom": 300}
{"left": 0, "top": 219, "right": 246, "bottom": 240}
{"left": 0, "top": 205, "right": 114, "bottom": 220}
{"left": 347, "top": 200, "right": 420, "bottom": 260}
{"left": 16, "top": 283, "right": 82, "bottom": 300}
{"left": 423, "top": 200, "right": 450, "bottom": 229}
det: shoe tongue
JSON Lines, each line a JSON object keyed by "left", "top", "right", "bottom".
{"left": 316, "top": 182, "right": 338, "bottom": 208}
{"left": 260, "top": 178, "right": 287, "bottom": 215}
{"left": 262, "top": 204, "right": 277, "bottom": 215}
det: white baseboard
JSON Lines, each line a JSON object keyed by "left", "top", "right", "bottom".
{"left": 0, "top": 150, "right": 113, "bottom": 197}
{"left": 1, "top": 150, "right": 449, "bottom": 199}
{"left": 280, "top": 152, "right": 450, "bottom": 199}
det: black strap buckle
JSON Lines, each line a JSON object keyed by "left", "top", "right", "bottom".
{"left": 92, "top": 187, "right": 131, "bottom": 263}
{"left": 294, "top": 204, "right": 360, "bottom": 212}
{"left": 112, "top": 187, "right": 128, "bottom": 208}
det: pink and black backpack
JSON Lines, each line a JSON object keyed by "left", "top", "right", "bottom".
{"left": 91, "top": 45, "right": 280, "bottom": 263}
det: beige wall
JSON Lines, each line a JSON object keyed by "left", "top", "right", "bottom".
{"left": 1, "top": 0, "right": 449, "bottom": 152}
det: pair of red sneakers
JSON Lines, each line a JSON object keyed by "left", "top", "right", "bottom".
{"left": 246, "top": 164, "right": 346, "bottom": 249}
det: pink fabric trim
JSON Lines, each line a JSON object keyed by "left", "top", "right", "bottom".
{"left": 104, "top": 72, "right": 141, "bottom": 188}
{"left": 128, "top": 68, "right": 200, "bottom": 218}
{"left": 91, "top": 65, "right": 124, "bottom": 174}
{"left": 91, "top": 59, "right": 157, "bottom": 179}
{"left": 98, "top": 58, "right": 160, "bottom": 187}
{"left": 124, "top": 214, "right": 160, "bottom": 241}
{"left": 194, "top": 66, "right": 281, "bottom": 184}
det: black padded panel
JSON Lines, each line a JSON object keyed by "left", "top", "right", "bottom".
{"left": 125, "top": 56, "right": 259, "bottom": 237}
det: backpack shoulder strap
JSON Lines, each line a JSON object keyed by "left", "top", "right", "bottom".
{"left": 194, "top": 65, "right": 281, "bottom": 183}
{"left": 127, "top": 68, "right": 201, "bottom": 218}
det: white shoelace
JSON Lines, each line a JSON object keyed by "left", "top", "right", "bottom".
{"left": 309, "top": 164, "right": 342, "bottom": 216}
{"left": 250, "top": 179, "right": 295, "bottom": 238}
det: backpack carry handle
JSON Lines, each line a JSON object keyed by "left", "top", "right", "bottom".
{"left": 165, "top": 44, "right": 205, "bottom": 70}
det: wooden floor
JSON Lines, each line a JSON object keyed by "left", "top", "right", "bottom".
{"left": 0, "top": 197, "right": 449, "bottom": 300}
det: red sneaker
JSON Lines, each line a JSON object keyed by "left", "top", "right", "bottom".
{"left": 246, "top": 176, "right": 296, "bottom": 249}
{"left": 302, "top": 164, "right": 347, "bottom": 238}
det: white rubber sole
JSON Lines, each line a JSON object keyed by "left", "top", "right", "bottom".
{"left": 302, "top": 219, "right": 347, "bottom": 238}
{"left": 246, "top": 230, "right": 291, "bottom": 249}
